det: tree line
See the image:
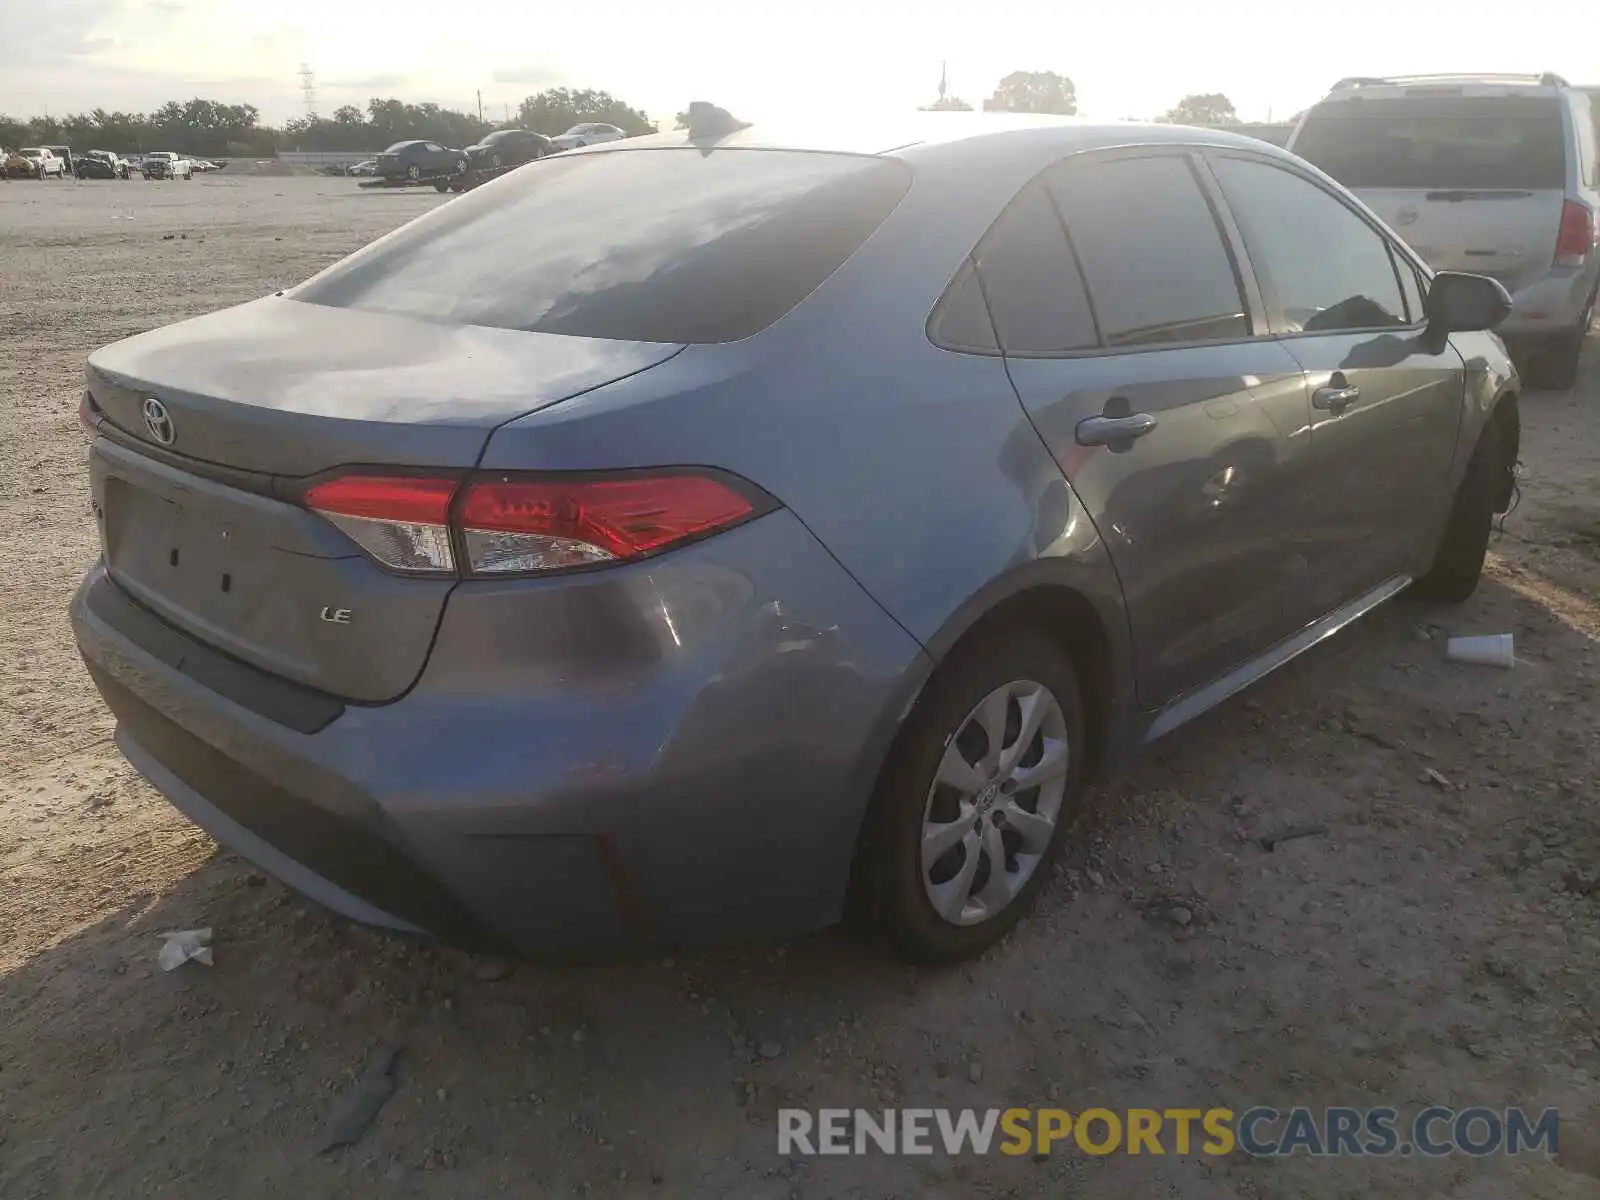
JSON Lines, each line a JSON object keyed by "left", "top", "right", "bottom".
{"left": 977, "top": 73, "right": 1246, "bottom": 126}
{"left": 0, "top": 78, "right": 1285, "bottom": 158}
{"left": 0, "top": 89, "right": 656, "bottom": 157}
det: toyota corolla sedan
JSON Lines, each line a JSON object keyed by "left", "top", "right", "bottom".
{"left": 72, "top": 114, "right": 1522, "bottom": 964}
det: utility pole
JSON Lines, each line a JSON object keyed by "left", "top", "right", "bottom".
{"left": 299, "top": 64, "right": 318, "bottom": 120}
{"left": 477, "top": 90, "right": 483, "bottom": 123}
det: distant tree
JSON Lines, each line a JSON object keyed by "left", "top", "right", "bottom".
{"left": 986, "top": 71, "right": 1077, "bottom": 115}
{"left": 517, "top": 88, "right": 654, "bottom": 137}
{"left": 1162, "top": 93, "right": 1238, "bottom": 126}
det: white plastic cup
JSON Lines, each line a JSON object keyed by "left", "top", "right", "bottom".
{"left": 1446, "top": 633, "right": 1514, "bottom": 669}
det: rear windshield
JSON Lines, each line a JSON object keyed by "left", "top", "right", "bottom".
{"left": 382, "top": 142, "right": 416, "bottom": 154}
{"left": 1293, "top": 96, "right": 1566, "bottom": 190}
{"left": 295, "top": 147, "right": 911, "bottom": 343}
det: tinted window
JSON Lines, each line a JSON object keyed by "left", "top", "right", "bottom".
{"left": 1291, "top": 96, "right": 1566, "bottom": 190}
{"left": 929, "top": 259, "right": 999, "bottom": 353}
{"left": 1047, "top": 156, "right": 1249, "bottom": 348}
{"left": 1211, "top": 156, "right": 1408, "bottom": 333}
{"left": 296, "top": 149, "right": 912, "bottom": 344}
{"left": 971, "top": 180, "right": 1097, "bottom": 354}
{"left": 382, "top": 142, "right": 414, "bottom": 154}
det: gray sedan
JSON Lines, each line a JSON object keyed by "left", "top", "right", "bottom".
{"left": 71, "top": 114, "right": 1520, "bottom": 963}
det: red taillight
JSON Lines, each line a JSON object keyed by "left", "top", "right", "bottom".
{"left": 459, "top": 474, "right": 761, "bottom": 575}
{"left": 1555, "top": 200, "right": 1594, "bottom": 269}
{"left": 301, "top": 470, "right": 769, "bottom": 577}
{"left": 77, "top": 393, "right": 98, "bottom": 445}
{"left": 304, "top": 475, "right": 458, "bottom": 573}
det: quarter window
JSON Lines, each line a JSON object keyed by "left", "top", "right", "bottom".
{"left": 929, "top": 259, "right": 999, "bottom": 353}
{"left": 969, "top": 180, "right": 1099, "bottom": 354}
{"left": 1210, "top": 156, "right": 1409, "bottom": 334}
{"left": 1046, "top": 155, "right": 1250, "bottom": 348}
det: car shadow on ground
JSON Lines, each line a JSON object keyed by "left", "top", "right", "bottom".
{"left": 3, "top": 572, "right": 1598, "bottom": 1199}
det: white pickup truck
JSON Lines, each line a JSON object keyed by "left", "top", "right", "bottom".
{"left": 142, "top": 152, "right": 194, "bottom": 180}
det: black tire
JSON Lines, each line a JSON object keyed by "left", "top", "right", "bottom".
{"left": 859, "top": 629, "right": 1086, "bottom": 964}
{"left": 433, "top": 180, "right": 450, "bottom": 193}
{"left": 1413, "top": 417, "right": 1504, "bottom": 602}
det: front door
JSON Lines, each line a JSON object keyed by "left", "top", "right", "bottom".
{"left": 1204, "top": 152, "right": 1463, "bottom": 607}
{"left": 975, "top": 152, "right": 1318, "bottom": 710}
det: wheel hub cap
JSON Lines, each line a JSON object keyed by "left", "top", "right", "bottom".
{"left": 919, "top": 678, "right": 1071, "bottom": 928}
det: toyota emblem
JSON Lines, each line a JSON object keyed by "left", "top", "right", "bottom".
{"left": 142, "top": 397, "right": 175, "bottom": 445}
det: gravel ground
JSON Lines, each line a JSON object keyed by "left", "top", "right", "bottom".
{"left": 2, "top": 175, "right": 1599, "bottom": 1200}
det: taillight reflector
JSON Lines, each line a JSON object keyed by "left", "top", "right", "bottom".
{"left": 301, "top": 470, "right": 770, "bottom": 577}
{"left": 1555, "top": 200, "right": 1594, "bottom": 269}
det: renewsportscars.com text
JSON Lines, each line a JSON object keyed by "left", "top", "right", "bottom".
{"left": 777, "top": 1106, "right": 1559, "bottom": 1158}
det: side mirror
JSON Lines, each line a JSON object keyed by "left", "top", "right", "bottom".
{"left": 1425, "top": 271, "right": 1512, "bottom": 333}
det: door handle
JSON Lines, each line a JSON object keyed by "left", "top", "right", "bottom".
{"left": 1312, "top": 372, "right": 1360, "bottom": 415}
{"left": 1076, "top": 412, "right": 1158, "bottom": 448}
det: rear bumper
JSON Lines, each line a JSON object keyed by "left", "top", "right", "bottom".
{"left": 1497, "top": 263, "right": 1600, "bottom": 337}
{"left": 71, "top": 510, "right": 930, "bottom": 957}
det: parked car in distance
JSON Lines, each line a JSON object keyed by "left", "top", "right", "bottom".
{"left": 77, "top": 150, "right": 132, "bottom": 180}
{"left": 347, "top": 159, "right": 378, "bottom": 177}
{"left": 44, "top": 145, "right": 77, "bottom": 175}
{"left": 375, "top": 140, "right": 466, "bottom": 183}
{"left": 464, "top": 128, "right": 553, "bottom": 174}
{"left": 142, "top": 152, "right": 194, "bottom": 180}
{"left": 548, "top": 122, "right": 626, "bottom": 150}
{"left": 1289, "top": 72, "right": 1600, "bottom": 390}
{"left": 72, "top": 114, "right": 1522, "bottom": 965}
{"left": 6, "top": 147, "right": 66, "bottom": 179}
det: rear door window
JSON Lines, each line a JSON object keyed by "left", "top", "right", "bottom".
{"left": 1291, "top": 96, "right": 1567, "bottom": 190}
{"left": 1210, "top": 155, "right": 1409, "bottom": 333}
{"left": 964, "top": 179, "right": 1098, "bottom": 354}
{"left": 1046, "top": 155, "right": 1250, "bottom": 348}
{"left": 296, "top": 148, "right": 911, "bottom": 344}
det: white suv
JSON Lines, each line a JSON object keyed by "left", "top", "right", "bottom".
{"left": 1289, "top": 73, "right": 1600, "bottom": 389}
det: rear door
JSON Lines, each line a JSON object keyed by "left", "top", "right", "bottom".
{"left": 1204, "top": 151, "right": 1463, "bottom": 605}
{"left": 993, "top": 151, "right": 1318, "bottom": 710}
{"left": 1290, "top": 93, "right": 1570, "bottom": 293}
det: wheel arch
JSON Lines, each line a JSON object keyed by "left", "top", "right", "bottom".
{"left": 1489, "top": 388, "right": 1521, "bottom": 512}
{"left": 840, "top": 562, "right": 1136, "bottom": 925}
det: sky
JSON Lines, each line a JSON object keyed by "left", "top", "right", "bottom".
{"left": 2, "top": 0, "right": 1597, "bottom": 129}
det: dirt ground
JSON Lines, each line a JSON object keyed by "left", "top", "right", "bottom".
{"left": 2, "top": 175, "right": 1599, "bottom": 1200}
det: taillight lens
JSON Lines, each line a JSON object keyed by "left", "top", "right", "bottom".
{"left": 301, "top": 469, "right": 771, "bottom": 577}
{"left": 78, "top": 392, "right": 98, "bottom": 445}
{"left": 303, "top": 475, "right": 458, "bottom": 573}
{"left": 459, "top": 473, "right": 762, "bottom": 575}
{"left": 1555, "top": 200, "right": 1594, "bottom": 269}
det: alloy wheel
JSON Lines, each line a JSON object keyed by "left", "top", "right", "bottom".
{"left": 920, "top": 679, "right": 1070, "bottom": 927}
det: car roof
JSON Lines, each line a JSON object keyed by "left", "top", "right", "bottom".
{"left": 596, "top": 113, "right": 1303, "bottom": 164}
{"left": 1310, "top": 74, "right": 1574, "bottom": 104}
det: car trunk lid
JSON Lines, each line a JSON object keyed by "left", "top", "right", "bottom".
{"left": 87, "top": 295, "right": 682, "bottom": 475}
{"left": 86, "top": 296, "right": 683, "bottom": 702}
